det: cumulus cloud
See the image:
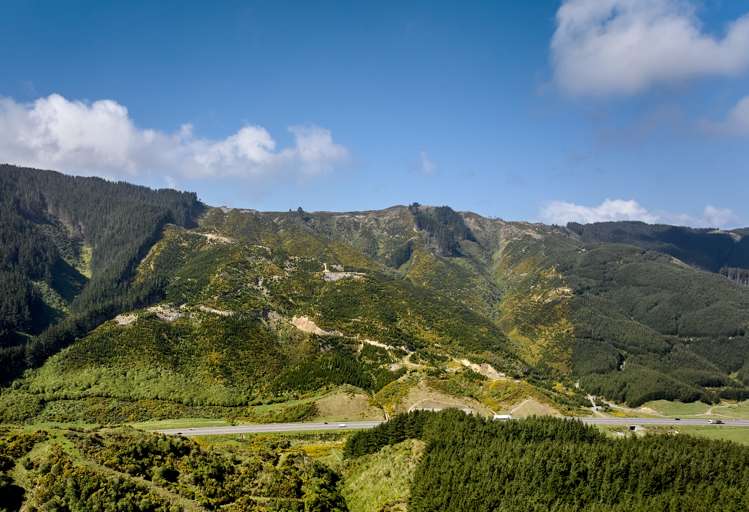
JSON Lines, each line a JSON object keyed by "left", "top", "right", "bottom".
{"left": 552, "top": 0, "right": 749, "bottom": 96}
{"left": 541, "top": 199, "right": 657, "bottom": 224}
{"left": 540, "top": 198, "right": 738, "bottom": 228}
{"left": 0, "top": 93, "right": 349, "bottom": 182}
{"left": 700, "top": 206, "right": 738, "bottom": 228}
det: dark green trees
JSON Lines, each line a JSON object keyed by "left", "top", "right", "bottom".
{"left": 0, "top": 165, "right": 202, "bottom": 381}
{"left": 346, "top": 411, "right": 749, "bottom": 512}
{"left": 409, "top": 204, "right": 476, "bottom": 256}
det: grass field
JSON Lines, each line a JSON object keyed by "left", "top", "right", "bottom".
{"left": 640, "top": 400, "right": 711, "bottom": 417}
{"left": 641, "top": 399, "right": 749, "bottom": 418}
{"left": 674, "top": 426, "right": 749, "bottom": 445}
{"left": 597, "top": 424, "right": 749, "bottom": 446}
{"left": 710, "top": 401, "right": 749, "bottom": 418}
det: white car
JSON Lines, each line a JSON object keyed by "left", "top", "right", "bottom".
{"left": 338, "top": 423, "right": 348, "bottom": 428}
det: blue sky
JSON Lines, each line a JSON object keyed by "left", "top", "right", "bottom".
{"left": 1, "top": 0, "right": 749, "bottom": 226}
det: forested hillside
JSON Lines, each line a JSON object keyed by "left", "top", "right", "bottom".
{"left": 2, "top": 165, "right": 749, "bottom": 418}
{"left": 567, "top": 221, "right": 749, "bottom": 273}
{"left": 346, "top": 411, "right": 749, "bottom": 511}
{"left": 0, "top": 165, "right": 202, "bottom": 382}
{"left": 287, "top": 204, "right": 749, "bottom": 406}
{"left": 501, "top": 231, "right": 749, "bottom": 405}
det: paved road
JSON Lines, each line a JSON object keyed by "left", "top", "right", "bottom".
{"left": 155, "top": 417, "right": 749, "bottom": 436}
{"left": 581, "top": 417, "right": 749, "bottom": 427}
{"left": 156, "top": 421, "right": 383, "bottom": 436}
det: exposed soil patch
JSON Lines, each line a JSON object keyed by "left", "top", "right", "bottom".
{"left": 197, "top": 305, "right": 234, "bottom": 317}
{"left": 506, "top": 398, "right": 561, "bottom": 418}
{"left": 195, "top": 232, "right": 234, "bottom": 244}
{"left": 314, "top": 389, "right": 386, "bottom": 421}
{"left": 456, "top": 358, "right": 505, "bottom": 380}
{"left": 114, "top": 313, "right": 137, "bottom": 326}
{"left": 402, "top": 381, "right": 492, "bottom": 416}
{"left": 291, "top": 315, "right": 332, "bottom": 335}
{"left": 147, "top": 304, "right": 183, "bottom": 322}
{"left": 322, "top": 263, "right": 366, "bottom": 282}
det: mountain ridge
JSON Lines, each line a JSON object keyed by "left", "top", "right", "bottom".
{"left": 2, "top": 164, "right": 749, "bottom": 424}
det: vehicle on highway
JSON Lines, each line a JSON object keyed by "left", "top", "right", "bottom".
{"left": 674, "top": 417, "right": 680, "bottom": 421}
{"left": 338, "top": 423, "right": 347, "bottom": 428}
{"left": 708, "top": 419, "right": 724, "bottom": 425}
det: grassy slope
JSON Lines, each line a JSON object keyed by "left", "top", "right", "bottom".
{"left": 641, "top": 399, "right": 749, "bottom": 418}
{"left": 341, "top": 439, "right": 424, "bottom": 512}
{"left": 671, "top": 426, "right": 749, "bottom": 446}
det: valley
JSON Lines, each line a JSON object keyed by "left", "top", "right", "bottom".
{"left": 6, "top": 0, "right": 749, "bottom": 508}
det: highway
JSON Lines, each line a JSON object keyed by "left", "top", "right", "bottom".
{"left": 155, "top": 417, "right": 749, "bottom": 436}
{"left": 582, "top": 417, "right": 749, "bottom": 427}
{"left": 156, "top": 421, "right": 383, "bottom": 436}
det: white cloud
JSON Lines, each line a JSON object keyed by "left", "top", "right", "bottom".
{"left": 704, "top": 95, "right": 749, "bottom": 135}
{"left": 540, "top": 198, "right": 738, "bottom": 228}
{"left": 541, "top": 198, "right": 657, "bottom": 224}
{"left": 552, "top": 0, "right": 749, "bottom": 96}
{"left": 701, "top": 205, "right": 738, "bottom": 227}
{"left": 419, "top": 151, "right": 436, "bottom": 175}
{"left": 0, "top": 93, "right": 349, "bottom": 182}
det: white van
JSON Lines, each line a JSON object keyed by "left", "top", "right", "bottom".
{"left": 493, "top": 414, "right": 513, "bottom": 421}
